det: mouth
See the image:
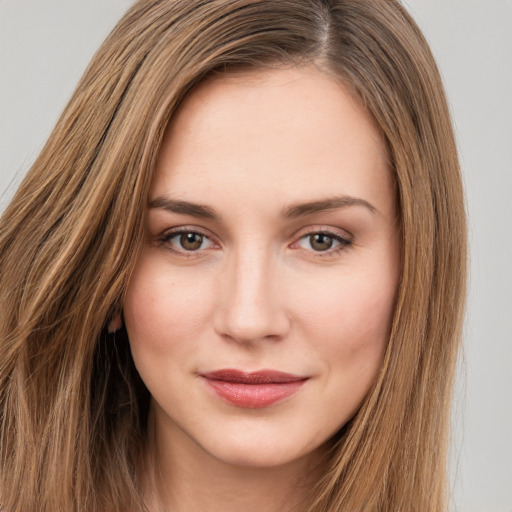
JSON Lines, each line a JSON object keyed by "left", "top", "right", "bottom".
{"left": 200, "top": 369, "right": 309, "bottom": 408}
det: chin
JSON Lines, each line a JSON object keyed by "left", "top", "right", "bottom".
{"left": 197, "top": 428, "right": 327, "bottom": 470}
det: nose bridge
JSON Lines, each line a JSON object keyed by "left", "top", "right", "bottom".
{"left": 215, "top": 241, "right": 288, "bottom": 343}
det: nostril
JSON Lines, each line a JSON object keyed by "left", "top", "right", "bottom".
{"left": 213, "top": 295, "right": 290, "bottom": 344}
{"left": 211, "top": 252, "right": 289, "bottom": 342}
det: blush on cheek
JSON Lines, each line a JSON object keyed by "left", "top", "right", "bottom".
{"left": 322, "top": 304, "right": 392, "bottom": 375}
{"left": 124, "top": 255, "right": 215, "bottom": 351}
{"left": 126, "top": 305, "right": 200, "bottom": 355}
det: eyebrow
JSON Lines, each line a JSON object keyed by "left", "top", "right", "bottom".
{"left": 283, "top": 196, "right": 378, "bottom": 218}
{"left": 149, "top": 197, "right": 219, "bottom": 220}
{"left": 148, "top": 194, "right": 378, "bottom": 220}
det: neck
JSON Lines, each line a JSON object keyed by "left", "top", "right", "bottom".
{"left": 142, "top": 409, "right": 326, "bottom": 512}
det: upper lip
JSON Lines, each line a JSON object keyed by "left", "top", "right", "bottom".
{"left": 201, "top": 369, "right": 308, "bottom": 384}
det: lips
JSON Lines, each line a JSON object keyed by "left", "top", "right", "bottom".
{"left": 201, "top": 369, "right": 308, "bottom": 408}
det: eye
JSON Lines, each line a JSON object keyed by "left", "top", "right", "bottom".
{"left": 296, "top": 231, "right": 351, "bottom": 253}
{"left": 161, "top": 230, "right": 214, "bottom": 252}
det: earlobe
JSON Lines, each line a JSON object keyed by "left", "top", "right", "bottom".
{"left": 107, "top": 312, "right": 124, "bottom": 334}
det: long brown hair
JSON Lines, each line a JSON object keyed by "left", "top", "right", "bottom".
{"left": 0, "top": 1, "right": 466, "bottom": 511}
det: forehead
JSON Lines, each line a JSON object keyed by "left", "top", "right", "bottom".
{"left": 151, "top": 66, "right": 393, "bottom": 218}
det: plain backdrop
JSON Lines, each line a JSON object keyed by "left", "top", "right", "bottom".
{"left": 1, "top": 2, "right": 511, "bottom": 511}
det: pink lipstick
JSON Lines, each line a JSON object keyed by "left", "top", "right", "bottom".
{"left": 201, "top": 369, "right": 308, "bottom": 408}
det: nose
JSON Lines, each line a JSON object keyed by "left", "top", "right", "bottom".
{"left": 213, "top": 245, "right": 290, "bottom": 344}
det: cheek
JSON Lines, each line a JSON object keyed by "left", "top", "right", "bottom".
{"left": 123, "top": 254, "right": 215, "bottom": 359}
{"left": 292, "top": 263, "right": 397, "bottom": 374}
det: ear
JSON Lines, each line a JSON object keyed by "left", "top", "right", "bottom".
{"left": 107, "top": 312, "right": 124, "bottom": 334}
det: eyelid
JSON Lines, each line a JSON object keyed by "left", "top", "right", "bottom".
{"left": 156, "top": 224, "right": 353, "bottom": 256}
{"left": 291, "top": 225, "right": 353, "bottom": 243}
{"left": 289, "top": 226, "right": 353, "bottom": 255}
{"left": 158, "top": 225, "right": 220, "bottom": 255}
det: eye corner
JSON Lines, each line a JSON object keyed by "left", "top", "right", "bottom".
{"left": 157, "top": 226, "right": 221, "bottom": 257}
{"left": 290, "top": 228, "right": 353, "bottom": 257}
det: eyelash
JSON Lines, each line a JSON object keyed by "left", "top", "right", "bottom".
{"left": 158, "top": 228, "right": 353, "bottom": 258}
{"left": 159, "top": 228, "right": 216, "bottom": 258}
{"left": 293, "top": 230, "right": 352, "bottom": 256}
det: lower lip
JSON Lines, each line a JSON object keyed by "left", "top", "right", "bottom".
{"left": 203, "top": 378, "right": 306, "bottom": 408}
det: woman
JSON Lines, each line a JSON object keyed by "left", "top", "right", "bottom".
{"left": 0, "top": 1, "right": 467, "bottom": 511}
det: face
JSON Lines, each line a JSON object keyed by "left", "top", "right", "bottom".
{"left": 124, "top": 66, "right": 399, "bottom": 470}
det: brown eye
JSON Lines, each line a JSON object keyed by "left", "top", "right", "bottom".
{"left": 180, "top": 233, "right": 204, "bottom": 251}
{"left": 162, "top": 230, "right": 214, "bottom": 253}
{"left": 296, "top": 231, "right": 351, "bottom": 254}
{"left": 309, "top": 233, "right": 334, "bottom": 251}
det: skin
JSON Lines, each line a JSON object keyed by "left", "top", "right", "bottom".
{"left": 123, "top": 65, "right": 400, "bottom": 512}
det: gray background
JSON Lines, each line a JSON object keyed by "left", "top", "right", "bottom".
{"left": 1, "top": 1, "right": 511, "bottom": 511}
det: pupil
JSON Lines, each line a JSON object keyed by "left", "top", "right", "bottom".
{"left": 181, "top": 233, "right": 202, "bottom": 250}
{"left": 311, "top": 234, "right": 332, "bottom": 251}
